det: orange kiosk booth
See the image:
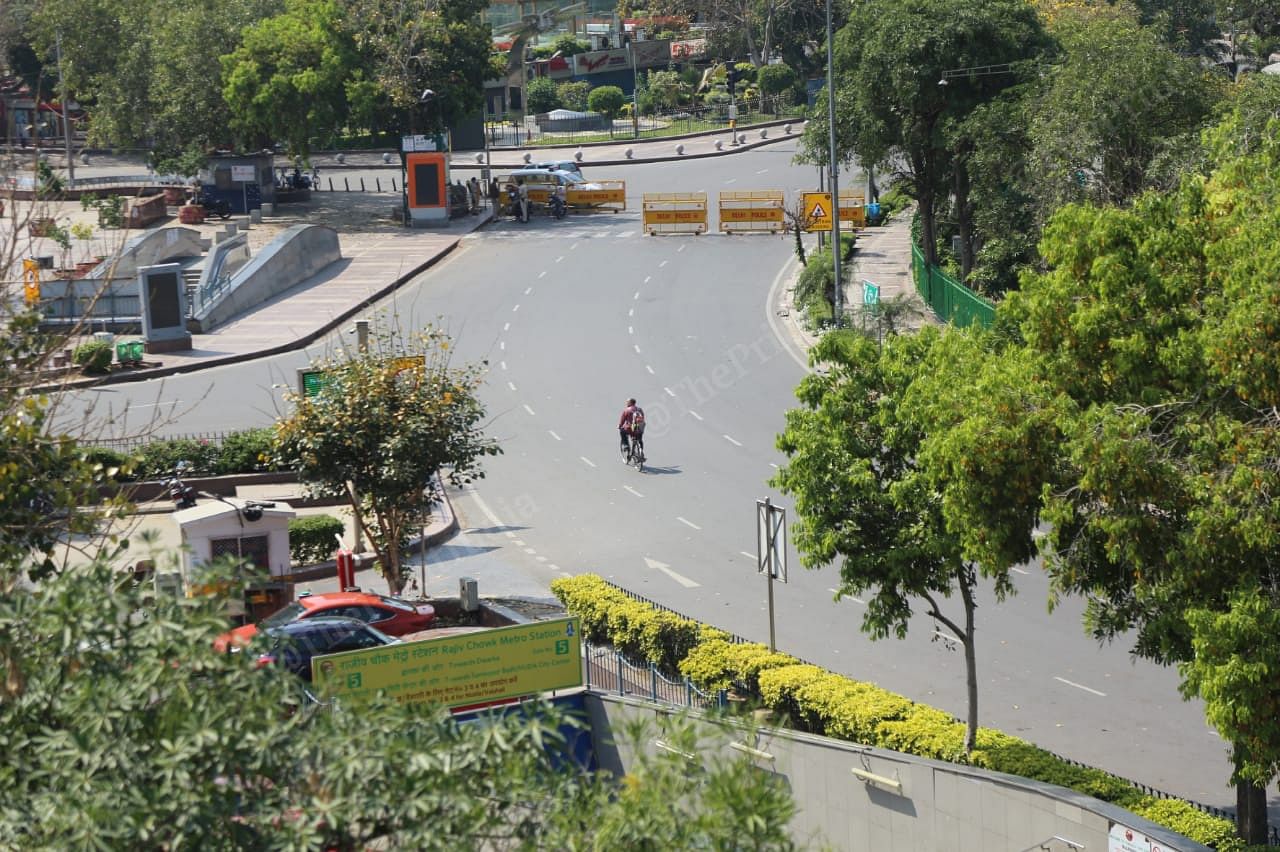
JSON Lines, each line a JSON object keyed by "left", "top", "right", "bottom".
{"left": 405, "top": 150, "right": 449, "bottom": 225}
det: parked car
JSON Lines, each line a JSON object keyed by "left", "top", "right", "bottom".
{"left": 216, "top": 591, "right": 434, "bottom": 652}
{"left": 253, "top": 617, "right": 399, "bottom": 681}
{"left": 533, "top": 160, "right": 582, "bottom": 175}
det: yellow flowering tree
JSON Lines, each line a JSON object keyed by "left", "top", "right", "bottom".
{"left": 274, "top": 325, "right": 499, "bottom": 594}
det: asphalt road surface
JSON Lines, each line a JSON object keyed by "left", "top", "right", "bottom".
{"left": 56, "top": 141, "right": 1264, "bottom": 820}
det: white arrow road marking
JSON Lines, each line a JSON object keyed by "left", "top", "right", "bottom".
{"left": 645, "top": 556, "right": 700, "bottom": 588}
{"left": 676, "top": 517, "right": 701, "bottom": 530}
{"left": 1054, "top": 676, "right": 1107, "bottom": 697}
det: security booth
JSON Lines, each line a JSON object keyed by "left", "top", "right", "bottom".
{"left": 172, "top": 498, "right": 297, "bottom": 624}
{"left": 402, "top": 134, "right": 450, "bottom": 226}
{"left": 200, "top": 152, "right": 276, "bottom": 215}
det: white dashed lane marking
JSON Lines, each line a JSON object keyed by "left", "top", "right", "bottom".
{"left": 507, "top": 382, "right": 517, "bottom": 391}
{"left": 634, "top": 344, "right": 641, "bottom": 354}
{"left": 723, "top": 434, "right": 743, "bottom": 446}
{"left": 646, "top": 365, "right": 655, "bottom": 374}
{"left": 500, "top": 361, "right": 507, "bottom": 370}
{"left": 1054, "top": 676, "right": 1107, "bottom": 697}
{"left": 503, "top": 322, "right": 510, "bottom": 331}
{"left": 624, "top": 485, "right": 644, "bottom": 498}
{"left": 512, "top": 304, "right": 520, "bottom": 312}
{"left": 664, "top": 387, "right": 676, "bottom": 397}
{"left": 689, "top": 410, "right": 703, "bottom": 421}
{"left": 525, "top": 286, "right": 533, "bottom": 294}
{"left": 659, "top": 260, "right": 668, "bottom": 268}
{"left": 580, "top": 456, "right": 597, "bottom": 468}
{"left": 643, "top": 276, "right": 651, "bottom": 284}
{"left": 556, "top": 255, "right": 565, "bottom": 263}
{"left": 548, "top": 430, "right": 562, "bottom": 441}
{"left": 523, "top": 404, "right": 536, "bottom": 416}
{"left": 677, "top": 517, "right": 702, "bottom": 530}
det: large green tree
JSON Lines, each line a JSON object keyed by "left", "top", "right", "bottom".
{"left": 774, "top": 326, "right": 1055, "bottom": 752}
{"left": 273, "top": 327, "right": 500, "bottom": 596}
{"left": 221, "top": 0, "right": 358, "bottom": 158}
{"left": 1004, "top": 114, "right": 1280, "bottom": 843}
{"left": 808, "top": 0, "right": 1051, "bottom": 267}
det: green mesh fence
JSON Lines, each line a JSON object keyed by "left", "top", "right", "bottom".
{"left": 911, "top": 243, "right": 996, "bottom": 328}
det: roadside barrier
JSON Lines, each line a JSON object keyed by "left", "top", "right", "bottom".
{"left": 567, "top": 180, "right": 626, "bottom": 213}
{"left": 718, "top": 190, "right": 784, "bottom": 234}
{"left": 642, "top": 192, "right": 708, "bottom": 236}
{"left": 838, "top": 190, "right": 867, "bottom": 228}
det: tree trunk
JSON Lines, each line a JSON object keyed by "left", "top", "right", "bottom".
{"left": 918, "top": 185, "right": 938, "bottom": 266}
{"left": 960, "top": 569, "right": 978, "bottom": 753}
{"left": 1235, "top": 744, "right": 1269, "bottom": 844}
{"left": 954, "top": 159, "right": 975, "bottom": 281}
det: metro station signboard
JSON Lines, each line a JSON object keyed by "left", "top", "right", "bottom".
{"left": 312, "top": 617, "right": 584, "bottom": 711}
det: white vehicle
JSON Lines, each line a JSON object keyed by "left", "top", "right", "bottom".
{"left": 508, "top": 168, "right": 603, "bottom": 192}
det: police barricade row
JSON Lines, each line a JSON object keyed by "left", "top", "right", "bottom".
{"left": 642, "top": 192, "right": 708, "bottom": 236}
{"left": 718, "top": 190, "right": 785, "bottom": 234}
{"left": 566, "top": 180, "right": 626, "bottom": 213}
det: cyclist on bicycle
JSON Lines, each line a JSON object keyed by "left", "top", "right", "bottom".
{"left": 618, "top": 398, "right": 645, "bottom": 459}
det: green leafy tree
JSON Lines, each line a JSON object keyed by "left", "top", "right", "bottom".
{"left": 806, "top": 0, "right": 1050, "bottom": 265}
{"left": 1004, "top": 121, "right": 1280, "bottom": 843}
{"left": 556, "top": 80, "right": 592, "bottom": 112}
{"left": 0, "top": 558, "right": 800, "bottom": 848}
{"left": 273, "top": 326, "right": 500, "bottom": 595}
{"left": 221, "top": 0, "right": 358, "bottom": 158}
{"left": 646, "top": 69, "right": 684, "bottom": 111}
{"left": 526, "top": 75, "right": 560, "bottom": 114}
{"left": 755, "top": 62, "right": 796, "bottom": 112}
{"left": 774, "top": 326, "right": 1054, "bottom": 751}
{"left": 27, "top": 0, "right": 281, "bottom": 151}
{"left": 1027, "top": 5, "right": 1223, "bottom": 218}
{"left": 344, "top": 0, "right": 494, "bottom": 133}
{"left": 549, "top": 33, "right": 590, "bottom": 56}
{"left": 588, "top": 84, "right": 626, "bottom": 120}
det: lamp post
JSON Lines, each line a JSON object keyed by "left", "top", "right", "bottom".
{"left": 825, "top": 0, "right": 842, "bottom": 326}
{"left": 628, "top": 41, "right": 639, "bottom": 138}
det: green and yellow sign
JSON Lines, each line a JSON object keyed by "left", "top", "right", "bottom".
{"left": 311, "top": 617, "right": 583, "bottom": 710}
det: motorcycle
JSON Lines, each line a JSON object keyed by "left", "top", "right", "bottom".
{"left": 190, "top": 187, "right": 232, "bottom": 220}
{"left": 165, "top": 462, "right": 197, "bottom": 510}
{"left": 549, "top": 194, "right": 567, "bottom": 220}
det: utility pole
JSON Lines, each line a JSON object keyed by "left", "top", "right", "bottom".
{"left": 629, "top": 41, "right": 639, "bottom": 138}
{"left": 56, "top": 32, "right": 75, "bottom": 182}
{"left": 825, "top": 0, "right": 841, "bottom": 326}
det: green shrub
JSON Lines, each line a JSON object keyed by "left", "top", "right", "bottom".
{"left": 213, "top": 428, "right": 277, "bottom": 475}
{"left": 289, "top": 514, "right": 345, "bottom": 565}
{"left": 1128, "top": 798, "right": 1242, "bottom": 850}
{"left": 81, "top": 446, "right": 135, "bottom": 481}
{"left": 72, "top": 341, "right": 113, "bottom": 374}
{"left": 136, "top": 438, "right": 221, "bottom": 478}
{"left": 680, "top": 639, "right": 797, "bottom": 695}
{"left": 839, "top": 231, "right": 857, "bottom": 262}
{"left": 551, "top": 571, "right": 1241, "bottom": 850}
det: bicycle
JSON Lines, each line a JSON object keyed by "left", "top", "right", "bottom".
{"left": 622, "top": 432, "right": 645, "bottom": 471}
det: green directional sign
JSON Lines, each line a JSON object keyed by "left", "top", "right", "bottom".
{"left": 862, "top": 280, "right": 880, "bottom": 306}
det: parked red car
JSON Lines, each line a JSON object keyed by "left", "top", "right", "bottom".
{"left": 216, "top": 591, "right": 435, "bottom": 652}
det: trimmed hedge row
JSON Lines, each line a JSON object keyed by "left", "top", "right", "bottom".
{"left": 85, "top": 428, "right": 281, "bottom": 480}
{"left": 550, "top": 573, "right": 1253, "bottom": 852}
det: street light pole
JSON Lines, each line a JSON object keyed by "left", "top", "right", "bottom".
{"left": 826, "top": 0, "right": 841, "bottom": 326}
{"left": 56, "top": 31, "right": 74, "bottom": 182}
{"left": 628, "top": 41, "right": 639, "bottom": 138}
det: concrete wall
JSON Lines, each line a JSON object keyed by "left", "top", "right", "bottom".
{"left": 585, "top": 693, "right": 1212, "bottom": 852}
{"left": 86, "top": 227, "right": 206, "bottom": 280}
{"left": 192, "top": 224, "right": 340, "bottom": 332}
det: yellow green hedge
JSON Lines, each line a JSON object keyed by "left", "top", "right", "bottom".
{"left": 552, "top": 574, "right": 1245, "bottom": 850}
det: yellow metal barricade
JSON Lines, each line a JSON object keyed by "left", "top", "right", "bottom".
{"left": 718, "top": 190, "right": 785, "bottom": 234}
{"left": 566, "top": 180, "right": 626, "bottom": 213}
{"left": 838, "top": 190, "right": 867, "bottom": 229}
{"left": 642, "top": 192, "right": 708, "bottom": 236}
